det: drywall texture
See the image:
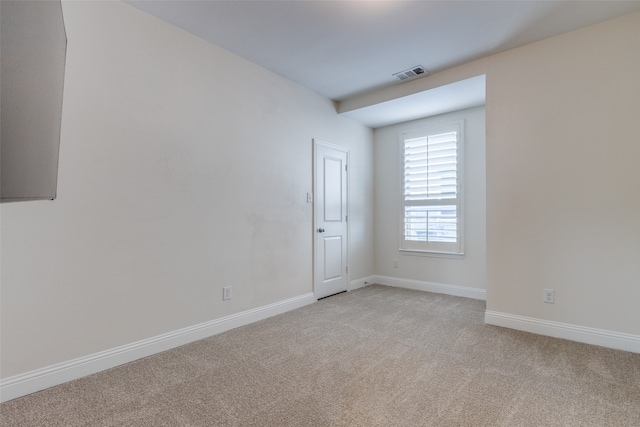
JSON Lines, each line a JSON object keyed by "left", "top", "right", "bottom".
{"left": 364, "top": 11, "right": 639, "bottom": 338}
{"left": 0, "top": 1, "right": 373, "bottom": 379}
{"left": 374, "top": 107, "right": 486, "bottom": 289}
{"left": 485, "top": 12, "right": 640, "bottom": 334}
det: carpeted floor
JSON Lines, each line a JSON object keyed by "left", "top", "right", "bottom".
{"left": 2, "top": 285, "right": 639, "bottom": 426}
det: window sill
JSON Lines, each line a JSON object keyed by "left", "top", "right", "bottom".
{"left": 399, "top": 249, "right": 465, "bottom": 259}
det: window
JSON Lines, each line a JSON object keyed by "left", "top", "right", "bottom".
{"left": 400, "top": 121, "right": 463, "bottom": 255}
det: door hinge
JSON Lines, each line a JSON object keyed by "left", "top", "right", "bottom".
{"left": 345, "top": 215, "right": 348, "bottom": 222}
{"left": 345, "top": 164, "right": 348, "bottom": 172}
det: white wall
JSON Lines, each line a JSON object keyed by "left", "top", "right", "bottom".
{"left": 0, "top": 1, "right": 373, "bottom": 380}
{"left": 361, "top": 11, "right": 640, "bottom": 343}
{"left": 485, "top": 12, "right": 640, "bottom": 335}
{"left": 374, "top": 107, "right": 486, "bottom": 290}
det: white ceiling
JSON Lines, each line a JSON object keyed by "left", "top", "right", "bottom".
{"left": 125, "top": 0, "right": 640, "bottom": 127}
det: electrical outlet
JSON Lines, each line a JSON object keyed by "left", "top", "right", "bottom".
{"left": 306, "top": 192, "right": 313, "bottom": 203}
{"left": 223, "top": 286, "right": 232, "bottom": 301}
{"left": 543, "top": 288, "right": 554, "bottom": 304}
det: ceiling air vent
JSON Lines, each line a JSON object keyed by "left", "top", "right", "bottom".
{"left": 393, "top": 65, "right": 429, "bottom": 81}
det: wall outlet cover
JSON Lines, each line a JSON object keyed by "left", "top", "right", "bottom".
{"left": 543, "top": 288, "right": 554, "bottom": 304}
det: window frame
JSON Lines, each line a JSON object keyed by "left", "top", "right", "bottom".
{"left": 398, "top": 120, "right": 465, "bottom": 257}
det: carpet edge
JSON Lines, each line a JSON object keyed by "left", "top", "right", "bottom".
{"left": 373, "top": 275, "right": 486, "bottom": 300}
{"left": 485, "top": 310, "right": 640, "bottom": 354}
{"left": 0, "top": 292, "right": 316, "bottom": 403}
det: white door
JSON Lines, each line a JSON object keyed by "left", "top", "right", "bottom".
{"left": 314, "top": 140, "right": 349, "bottom": 299}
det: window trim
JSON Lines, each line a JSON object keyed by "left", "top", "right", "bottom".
{"left": 398, "top": 120, "right": 465, "bottom": 257}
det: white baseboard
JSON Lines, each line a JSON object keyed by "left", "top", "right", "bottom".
{"left": 485, "top": 310, "right": 640, "bottom": 354}
{"left": 349, "top": 275, "right": 375, "bottom": 291}
{"left": 0, "top": 292, "right": 316, "bottom": 403}
{"left": 373, "top": 275, "right": 486, "bottom": 300}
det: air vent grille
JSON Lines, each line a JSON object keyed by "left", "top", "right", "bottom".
{"left": 393, "top": 65, "right": 429, "bottom": 81}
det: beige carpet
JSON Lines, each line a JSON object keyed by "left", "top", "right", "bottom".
{"left": 2, "top": 285, "right": 639, "bottom": 426}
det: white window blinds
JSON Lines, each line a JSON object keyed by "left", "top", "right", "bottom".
{"left": 401, "top": 121, "right": 463, "bottom": 254}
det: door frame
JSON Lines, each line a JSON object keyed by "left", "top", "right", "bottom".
{"left": 313, "top": 139, "right": 350, "bottom": 299}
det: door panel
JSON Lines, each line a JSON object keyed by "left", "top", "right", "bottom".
{"left": 314, "top": 140, "right": 348, "bottom": 299}
{"left": 323, "top": 157, "right": 343, "bottom": 222}
{"left": 323, "top": 236, "right": 343, "bottom": 280}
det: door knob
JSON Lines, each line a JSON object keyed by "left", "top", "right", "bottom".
{"left": 318, "top": 228, "right": 325, "bottom": 233}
